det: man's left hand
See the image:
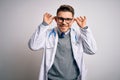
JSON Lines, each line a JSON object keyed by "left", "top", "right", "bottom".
{"left": 75, "top": 16, "right": 87, "bottom": 28}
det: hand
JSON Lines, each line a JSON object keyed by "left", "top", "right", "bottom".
{"left": 75, "top": 16, "right": 87, "bottom": 28}
{"left": 43, "top": 13, "right": 55, "bottom": 25}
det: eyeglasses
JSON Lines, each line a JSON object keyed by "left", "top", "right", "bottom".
{"left": 57, "top": 17, "right": 73, "bottom": 23}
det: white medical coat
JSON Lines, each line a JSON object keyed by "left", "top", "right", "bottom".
{"left": 28, "top": 23, "right": 97, "bottom": 80}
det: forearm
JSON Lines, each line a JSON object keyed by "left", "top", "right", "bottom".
{"left": 80, "top": 26, "right": 97, "bottom": 55}
{"left": 28, "top": 22, "right": 49, "bottom": 51}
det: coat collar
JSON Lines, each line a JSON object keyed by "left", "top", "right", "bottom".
{"left": 49, "top": 27, "right": 77, "bottom": 44}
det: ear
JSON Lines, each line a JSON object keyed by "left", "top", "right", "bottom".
{"left": 69, "top": 18, "right": 75, "bottom": 26}
{"left": 54, "top": 16, "right": 57, "bottom": 22}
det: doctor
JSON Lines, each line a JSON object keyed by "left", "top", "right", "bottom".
{"left": 28, "top": 4, "right": 97, "bottom": 80}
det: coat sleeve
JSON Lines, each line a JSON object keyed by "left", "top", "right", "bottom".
{"left": 28, "top": 22, "right": 49, "bottom": 51}
{"left": 79, "top": 26, "right": 97, "bottom": 55}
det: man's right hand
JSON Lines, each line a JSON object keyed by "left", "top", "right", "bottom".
{"left": 43, "top": 13, "right": 55, "bottom": 25}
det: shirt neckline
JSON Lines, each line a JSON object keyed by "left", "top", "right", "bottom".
{"left": 57, "top": 28, "right": 70, "bottom": 35}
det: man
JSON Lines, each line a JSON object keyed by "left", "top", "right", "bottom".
{"left": 28, "top": 5, "right": 97, "bottom": 80}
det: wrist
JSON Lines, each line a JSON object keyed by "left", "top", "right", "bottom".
{"left": 42, "top": 21, "right": 48, "bottom": 26}
{"left": 80, "top": 26, "right": 88, "bottom": 29}
{"left": 82, "top": 26, "right": 88, "bottom": 29}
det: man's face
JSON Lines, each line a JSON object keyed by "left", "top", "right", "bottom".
{"left": 56, "top": 11, "right": 74, "bottom": 32}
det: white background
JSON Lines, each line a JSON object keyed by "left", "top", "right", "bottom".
{"left": 0, "top": 0, "right": 120, "bottom": 80}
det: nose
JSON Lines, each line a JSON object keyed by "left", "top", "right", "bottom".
{"left": 62, "top": 20, "right": 66, "bottom": 24}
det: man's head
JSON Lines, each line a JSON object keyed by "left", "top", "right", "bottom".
{"left": 55, "top": 5, "right": 75, "bottom": 32}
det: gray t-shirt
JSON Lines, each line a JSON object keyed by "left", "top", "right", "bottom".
{"left": 48, "top": 30, "right": 80, "bottom": 80}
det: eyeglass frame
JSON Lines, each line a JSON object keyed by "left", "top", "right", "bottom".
{"left": 57, "top": 17, "right": 73, "bottom": 23}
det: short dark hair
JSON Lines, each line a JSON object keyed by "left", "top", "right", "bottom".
{"left": 57, "top": 5, "right": 74, "bottom": 16}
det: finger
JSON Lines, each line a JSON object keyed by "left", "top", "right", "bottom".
{"left": 80, "top": 16, "right": 84, "bottom": 21}
{"left": 48, "top": 14, "right": 52, "bottom": 17}
{"left": 84, "top": 16, "right": 86, "bottom": 20}
{"left": 77, "top": 17, "right": 83, "bottom": 22}
{"left": 46, "top": 13, "right": 52, "bottom": 18}
{"left": 44, "top": 13, "right": 49, "bottom": 18}
{"left": 52, "top": 16, "right": 56, "bottom": 19}
{"left": 75, "top": 18, "right": 80, "bottom": 24}
{"left": 45, "top": 13, "right": 51, "bottom": 18}
{"left": 44, "top": 12, "right": 48, "bottom": 17}
{"left": 82, "top": 16, "right": 86, "bottom": 20}
{"left": 80, "top": 16, "right": 87, "bottom": 21}
{"left": 74, "top": 18, "right": 78, "bottom": 22}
